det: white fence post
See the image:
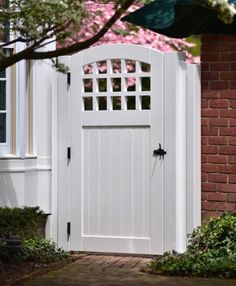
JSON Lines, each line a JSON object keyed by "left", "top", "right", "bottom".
{"left": 186, "top": 64, "right": 201, "bottom": 235}
{"left": 53, "top": 56, "right": 71, "bottom": 250}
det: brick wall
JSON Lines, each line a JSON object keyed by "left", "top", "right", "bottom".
{"left": 201, "top": 34, "right": 236, "bottom": 219}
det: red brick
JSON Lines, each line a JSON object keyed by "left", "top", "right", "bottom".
{"left": 208, "top": 173, "right": 228, "bottom": 183}
{"left": 220, "top": 35, "right": 236, "bottom": 42}
{"left": 219, "top": 127, "right": 231, "bottom": 136}
{"left": 228, "top": 194, "right": 236, "bottom": 202}
{"left": 219, "top": 184, "right": 236, "bottom": 192}
{"left": 209, "top": 118, "right": 228, "bottom": 127}
{"left": 202, "top": 136, "right": 208, "bottom": 145}
{"left": 217, "top": 164, "right": 231, "bottom": 174}
{"left": 216, "top": 202, "right": 236, "bottom": 212}
{"left": 208, "top": 155, "right": 227, "bottom": 164}
{"left": 219, "top": 146, "right": 236, "bottom": 155}
{"left": 202, "top": 35, "right": 220, "bottom": 43}
{"left": 229, "top": 155, "right": 236, "bottom": 164}
{"left": 201, "top": 182, "right": 218, "bottom": 191}
{"left": 202, "top": 146, "right": 217, "bottom": 154}
{"left": 207, "top": 192, "right": 228, "bottom": 201}
{"left": 202, "top": 90, "right": 219, "bottom": 99}
{"left": 201, "top": 118, "right": 208, "bottom": 126}
{"left": 229, "top": 137, "right": 236, "bottom": 145}
{"left": 201, "top": 81, "right": 209, "bottom": 90}
{"left": 202, "top": 164, "right": 218, "bottom": 173}
{"left": 230, "top": 100, "right": 236, "bottom": 108}
{"left": 229, "top": 128, "right": 236, "bottom": 135}
{"left": 202, "top": 53, "right": 220, "bottom": 62}
{"left": 201, "top": 99, "right": 208, "bottom": 108}
{"left": 202, "top": 155, "right": 208, "bottom": 163}
{"left": 201, "top": 109, "right": 219, "bottom": 118}
{"left": 208, "top": 136, "right": 227, "bottom": 145}
{"left": 219, "top": 90, "right": 236, "bottom": 99}
{"left": 220, "top": 109, "right": 236, "bottom": 118}
{"left": 230, "top": 118, "right": 236, "bottom": 126}
{"left": 230, "top": 63, "right": 236, "bottom": 71}
{"left": 210, "top": 63, "right": 230, "bottom": 71}
{"left": 202, "top": 173, "right": 208, "bottom": 183}
{"left": 229, "top": 175, "right": 236, "bottom": 184}
{"left": 220, "top": 53, "right": 236, "bottom": 62}
{"left": 230, "top": 81, "right": 236, "bottom": 89}
{"left": 201, "top": 63, "right": 209, "bottom": 71}
{"left": 220, "top": 71, "right": 236, "bottom": 80}
{"left": 202, "top": 71, "right": 219, "bottom": 81}
{"left": 231, "top": 44, "right": 236, "bottom": 52}
{"left": 209, "top": 99, "right": 228, "bottom": 108}
{"left": 202, "top": 201, "right": 217, "bottom": 211}
{"left": 202, "top": 127, "right": 218, "bottom": 136}
{"left": 210, "top": 81, "right": 229, "bottom": 90}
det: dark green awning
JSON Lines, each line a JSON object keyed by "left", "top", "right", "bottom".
{"left": 122, "top": 0, "right": 236, "bottom": 38}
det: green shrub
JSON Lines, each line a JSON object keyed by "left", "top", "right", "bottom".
{"left": 20, "top": 238, "right": 68, "bottom": 263}
{"left": 150, "top": 213, "right": 236, "bottom": 278}
{"left": 0, "top": 206, "right": 45, "bottom": 239}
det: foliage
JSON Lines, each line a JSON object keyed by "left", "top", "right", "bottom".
{"left": 150, "top": 213, "right": 236, "bottom": 278}
{"left": 20, "top": 238, "right": 68, "bottom": 263}
{"left": 0, "top": 0, "right": 200, "bottom": 70}
{"left": 0, "top": 206, "right": 45, "bottom": 239}
{"left": 0, "top": 0, "right": 136, "bottom": 70}
{"left": 206, "top": 0, "right": 236, "bottom": 24}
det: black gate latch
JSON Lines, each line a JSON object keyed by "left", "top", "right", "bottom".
{"left": 153, "top": 144, "right": 167, "bottom": 159}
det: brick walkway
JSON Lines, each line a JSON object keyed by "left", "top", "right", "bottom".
{"left": 22, "top": 253, "right": 236, "bottom": 286}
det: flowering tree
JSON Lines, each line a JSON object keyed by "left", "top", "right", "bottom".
{"left": 73, "top": 1, "right": 196, "bottom": 63}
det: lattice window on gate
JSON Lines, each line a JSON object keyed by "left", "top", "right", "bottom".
{"left": 82, "top": 59, "right": 151, "bottom": 111}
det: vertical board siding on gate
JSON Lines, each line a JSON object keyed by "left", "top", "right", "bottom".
{"left": 82, "top": 127, "right": 150, "bottom": 238}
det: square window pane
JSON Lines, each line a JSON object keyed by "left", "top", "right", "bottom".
{"left": 112, "top": 96, "right": 121, "bottom": 110}
{"left": 0, "top": 113, "right": 6, "bottom": 143}
{"left": 98, "top": 97, "right": 107, "bottom": 110}
{"left": 0, "top": 81, "right": 6, "bottom": 110}
{"left": 141, "top": 77, "right": 151, "bottom": 91}
{"left": 83, "top": 97, "right": 93, "bottom": 111}
{"left": 141, "top": 62, "right": 151, "bottom": 72}
{"left": 97, "top": 61, "right": 107, "bottom": 74}
{"left": 0, "top": 70, "right": 6, "bottom": 78}
{"left": 83, "top": 79, "right": 93, "bottom": 93}
{"left": 83, "top": 64, "right": 93, "bottom": 75}
{"left": 141, "top": 96, "right": 151, "bottom": 110}
{"left": 125, "top": 60, "right": 136, "bottom": 73}
{"left": 112, "top": 78, "right": 121, "bottom": 92}
{"left": 98, "top": 79, "right": 107, "bottom": 92}
{"left": 126, "top": 96, "right": 136, "bottom": 110}
{"left": 126, "top": 77, "right": 136, "bottom": 91}
{"left": 112, "top": 59, "right": 121, "bottom": 73}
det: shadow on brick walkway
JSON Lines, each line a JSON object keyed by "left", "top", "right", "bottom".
{"left": 22, "top": 254, "right": 236, "bottom": 286}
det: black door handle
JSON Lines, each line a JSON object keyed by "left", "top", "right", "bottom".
{"left": 153, "top": 144, "right": 167, "bottom": 158}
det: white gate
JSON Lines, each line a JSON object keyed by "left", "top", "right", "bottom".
{"left": 55, "top": 44, "right": 201, "bottom": 255}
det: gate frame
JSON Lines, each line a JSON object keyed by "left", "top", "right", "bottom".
{"left": 53, "top": 44, "right": 201, "bottom": 254}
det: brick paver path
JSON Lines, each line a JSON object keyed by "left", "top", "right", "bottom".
{"left": 23, "top": 253, "right": 236, "bottom": 286}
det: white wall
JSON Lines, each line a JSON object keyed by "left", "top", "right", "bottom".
{"left": 0, "top": 56, "right": 54, "bottom": 214}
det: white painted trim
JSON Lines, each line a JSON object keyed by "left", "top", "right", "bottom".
{"left": 186, "top": 64, "right": 201, "bottom": 234}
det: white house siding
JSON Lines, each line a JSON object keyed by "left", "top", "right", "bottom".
{"left": 0, "top": 58, "right": 54, "bottom": 215}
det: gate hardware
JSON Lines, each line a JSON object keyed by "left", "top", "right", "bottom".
{"left": 67, "top": 72, "right": 71, "bottom": 85}
{"left": 67, "top": 147, "right": 71, "bottom": 160}
{"left": 153, "top": 144, "right": 167, "bottom": 159}
{"left": 67, "top": 222, "right": 71, "bottom": 236}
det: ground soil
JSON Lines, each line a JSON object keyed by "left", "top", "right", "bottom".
{"left": 0, "top": 256, "right": 79, "bottom": 286}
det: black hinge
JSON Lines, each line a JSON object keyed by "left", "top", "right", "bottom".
{"left": 67, "top": 222, "right": 71, "bottom": 236}
{"left": 67, "top": 147, "right": 71, "bottom": 160}
{"left": 67, "top": 72, "right": 71, "bottom": 85}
